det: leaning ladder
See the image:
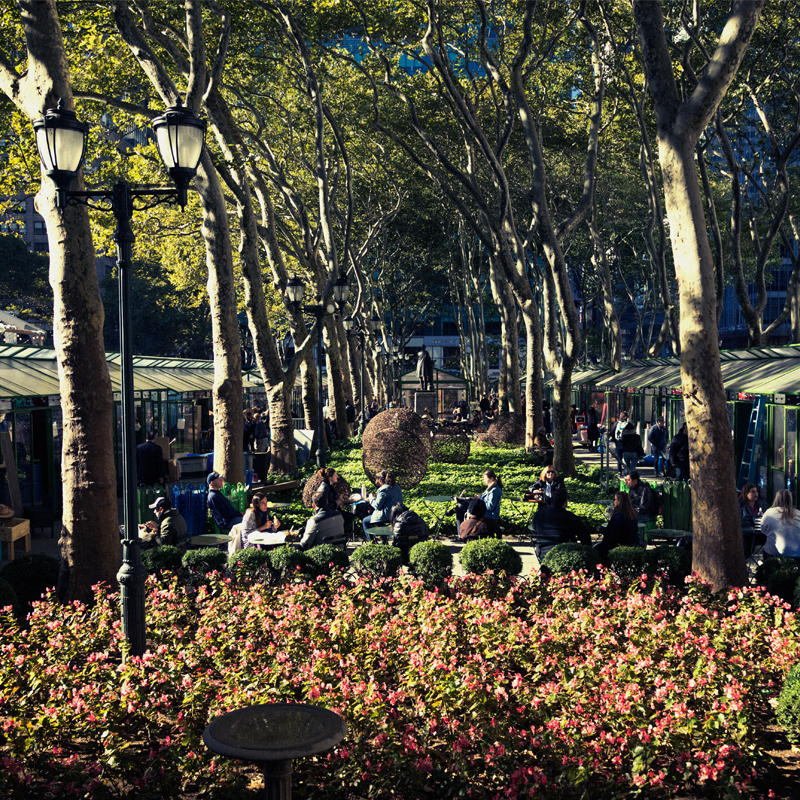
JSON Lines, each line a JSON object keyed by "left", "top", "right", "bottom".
{"left": 736, "top": 395, "right": 766, "bottom": 492}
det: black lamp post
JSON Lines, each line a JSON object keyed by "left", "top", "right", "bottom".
{"left": 34, "top": 99, "right": 206, "bottom": 659}
{"left": 343, "top": 313, "right": 379, "bottom": 435}
{"left": 286, "top": 273, "right": 350, "bottom": 467}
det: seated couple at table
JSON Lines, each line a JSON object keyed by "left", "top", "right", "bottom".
{"left": 532, "top": 487, "right": 639, "bottom": 561}
{"left": 449, "top": 469, "right": 503, "bottom": 539}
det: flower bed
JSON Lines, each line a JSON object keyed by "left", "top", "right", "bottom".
{"left": 0, "top": 571, "right": 797, "bottom": 798}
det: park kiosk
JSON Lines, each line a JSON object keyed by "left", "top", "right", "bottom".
{"left": 398, "top": 366, "right": 470, "bottom": 414}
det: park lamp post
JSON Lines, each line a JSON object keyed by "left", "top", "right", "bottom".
{"left": 285, "top": 273, "right": 350, "bottom": 467}
{"left": 33, "top": 99, "right": 206, "bottom": 659}
{"left": 342, "top": 313, "right": 380, "bottom": 434}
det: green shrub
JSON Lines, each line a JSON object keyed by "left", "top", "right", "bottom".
{"left": 605, "top": 546, "right": 649, "bottom": 579}
{"left": 647, "top": 545, "right": 692, "bottom": 587}
{"left": 0, "top": 553, "right": 60, "bottom": 612}
{"left": 305, "top": 543, "right": 349, "bottom": 576}
{"left": 777, "top": 663, "right": 800, "bottom": 745}
{"left": 227, "top": 548, "right": 275, "bottom": 584}
{"left": 141, "top": 545, "right": 183, "bottom": 577}
{"left": 350, "top": 543, "right": 404, "bottom": 579}
{"left": 460, "top": 538, "right": 522, "bottom": 577}
{"left": 0, "top": 577, "right": 19, "bottom": 616}
{"left": 540, "top": 543, "right": 597, "bottom": 575}
{"left": 408, "top": 541, "right": 452, "bottom": 590}
{"left": 181, "top": 548, "right": 227, "bottom": 587}
{"left": 756, "top": 557, "right": 800, "bottom": 605}
{"left": 268, "top": 545, "right": 314, "bottom": 582}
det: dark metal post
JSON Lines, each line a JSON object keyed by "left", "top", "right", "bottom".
{"left": 113, "top": 181, "right": 147, "bottom": 659}
{"left": 358, "top": 330, "right": 366, "bottom": 434}
{"left": 315, "top": 311, "right": 326, "bottom": 468}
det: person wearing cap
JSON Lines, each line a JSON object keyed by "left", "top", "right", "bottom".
{"left": 207, "top": 471, "right": 244, "bottom": 530}
{"left": 146, "top": 495, "right": 188, "bottom": 549}
{"left": 453, "top": 498, "right": 490, "bottom": 542}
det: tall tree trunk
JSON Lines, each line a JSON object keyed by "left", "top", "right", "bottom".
{"left": 0, "top": 0, "right": 120, "bottom": 602}
{"left": 634, "top": 0, "right": 764, "bottom": 590}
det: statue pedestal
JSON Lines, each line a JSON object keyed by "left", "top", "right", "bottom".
{"left": 414, "top": 392, "right": 437, "bottom": 415}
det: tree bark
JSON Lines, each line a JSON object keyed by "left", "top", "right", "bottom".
{"left": 634, "top": 0, "right": 765, "bottom": 590}
{"left": 0, "top": 0, "right": 120, "bottom": 603}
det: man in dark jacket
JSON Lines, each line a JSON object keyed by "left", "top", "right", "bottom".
{"left": 670, "top": 424, "right": 690, "bottom": 480}
{"left": 647, "top": 417, "right": 669, "bottom": 477}
{"left": 391, "top": 502, "right": 428, "bottom": 561}
{"left": 207, "top": 471, "right": 244, "bottom": 530}
{"left": 620, "top": 422, "right": 645, "bottom": 476}
{"left": 532, "top": 487, "right": 592, "bottom": 561}
{"left": 136, "top": 430, "right": 164, "bottom": 486}
{"left": 624, "top": 471, "right": 657, "bottom": 524}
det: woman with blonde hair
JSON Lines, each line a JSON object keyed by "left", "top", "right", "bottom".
{"left": 761, "top": 489, "right": 800, "bottom": 558}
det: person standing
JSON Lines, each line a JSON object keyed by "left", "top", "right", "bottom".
{"left": 670, "top": 423, "right": 690, "bottom": 480}
{"left": 480, "top": 394, "right": 491, "bottom": 415}
{"left": 648, "top": 417, "right": 669, "bottom": 477}
{"left": 613, "top": 411, "right": 630, "bottom": 474}
{"left": 253, "top": 412, "right": 269, "bottom": 452}
{"left": 587, "top": 406, "right": 600, "bottom": 451}
{"left": 620, "top": 422, "right": 645, "bottom": 477}
{"left": 136, "top": 430, "right": 165, "bottom": 486}
{"left": 243, "top": 411, "right": 256, "bottom": 453}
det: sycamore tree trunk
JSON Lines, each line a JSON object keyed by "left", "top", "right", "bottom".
{"left": 0, "top": 0, "right": 120, "bottom": 603}
{"left": 194, "top": 155, "right": 244, "bottom": 484}
{"left": 635, "top": 0, "right": 765, "bottom": 589}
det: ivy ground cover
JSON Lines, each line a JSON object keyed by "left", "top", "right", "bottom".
{"left": 0, "top": 571, "right": 797, "bottom": 798}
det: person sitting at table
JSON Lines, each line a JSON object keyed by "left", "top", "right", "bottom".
{"left": 390, "top": 502, "right": 428, "bottom": 561}
{"left": 452, "top": 469, "right": 503, "bottom": 536}
{"left": 207, "top": 471, "right": 244, "bottom": 531}
{"left": 595, "top": 491, "right": 640, "bottom": 559}
{"left": 623, "top": 471, "right": 657, "bottom": 525}
{"left": 295, "top": 491, "right": 344, "bottom": 550}
{"left": 363, "top": 470, "right": 403, "bottom": 540}
{"left": 760, "top": 489, "right": 800, "bottom": 559}
{"left": 739, "top": 483, "right": 767, "bottom": 556}
{"left": 144, "top": 496, "right": 188, "bottom": 550}
{"left": 453, "top": 498, "right": 490, "bottom": 542}
{"left": 532, "top": 486, "right": 592, "bottom": 561}
{"left": 527, "top": 466, "right": 565, "bottom": 505}
{"left": 241, "top": 493, "right": 281, "bottom": 548}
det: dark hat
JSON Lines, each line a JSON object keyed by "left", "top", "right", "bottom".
{"left": 149, "top": 497, "right": 169, "bottom": 511}
{"left": 207, "top": 471, "right": 221, "bottom": 485}
{"left": 467, "top": 498, "right": 486, "bottom": 519}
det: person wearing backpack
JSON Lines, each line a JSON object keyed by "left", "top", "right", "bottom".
{"left": 613, "top": 411, "right": 630, "bottom": 474}
{"left": 648, "top": 417, "right": 669, "bottom": 477}
{"left": 620, "top": 422, "right": 645, "bottom": 476}
{"left": 253, "top": 411, "right": 269, "bottom": 452}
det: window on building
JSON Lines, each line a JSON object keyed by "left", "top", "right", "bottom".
{"left": 33, "top": 219, "right": 46, "bottom": 234}
{"left": 34, "top": 242, "right": 49, "bottom": 253}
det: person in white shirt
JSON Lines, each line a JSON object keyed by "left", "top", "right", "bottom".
{"left": 760, "top": 489, "right": 800, "bottom": 559}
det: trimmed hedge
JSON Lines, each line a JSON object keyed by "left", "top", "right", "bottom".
{"left": 305, "top": 543, "right": 350, "bottom": 576}
{"left": 267, "top": 545, "right": 314, "bottom": 582}
{"left": 141, "top": 545, "right": 183, "bottom": 578}
{"left": 777, "top": 663, "right": 800, "bottom": 745}
{"left": 0, "top": 577, "right": 19, "bottom": 616}
{"left": 227, "top": 548, "right": 274, "bottom": 583}
{"left": 540, "top": 543, "right": 597, "bottom": 575}
{"left": 606, "top": 546, "right": 649, "bottom": 579}
{"left": 0, "top": 553, "right": 60, "bottom": 613}
{"left": 756, "top": 557, "right": 800, "bottom": 605}
{"left": 408, "top": 541, "right": 452, "bottom": 590}
{"left": 460, "top": 538, "right": 522, "bottom": 576}
{"left": 181, "top": 547, "right": 227, "bottom": 587}
{"left": 350, "top": 543, "right": 403, "bottom": 579}
{"left": 647, "top": 544, "right": 692, "bottom": 587}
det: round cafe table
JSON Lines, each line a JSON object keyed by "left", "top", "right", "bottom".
{"left": 190, "top": 533, "right": 232, "bottom": 549}
{"left": 203, "top": 703, "right": 347, "bottom": 800}
{"left": 423, "top": 495, "right": 454, "bottom": 539}
{"left": 366, "top": 524, "right": 393, "bottom": 543}
{"left": 247, "top": 531, "right": 287, "bottom": 548}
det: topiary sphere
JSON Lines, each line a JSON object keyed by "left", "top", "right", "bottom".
{"left": 302, "top": 469, "right": 352, "bottom": 508}
{"left": 486, "top": 412, "right": 526, "bottom": 447}
{"left": 431, "top": 427, "right": 471, "bottom": 464}
{"left": 362, "top": 408, "right": 431, "bottom": 489}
